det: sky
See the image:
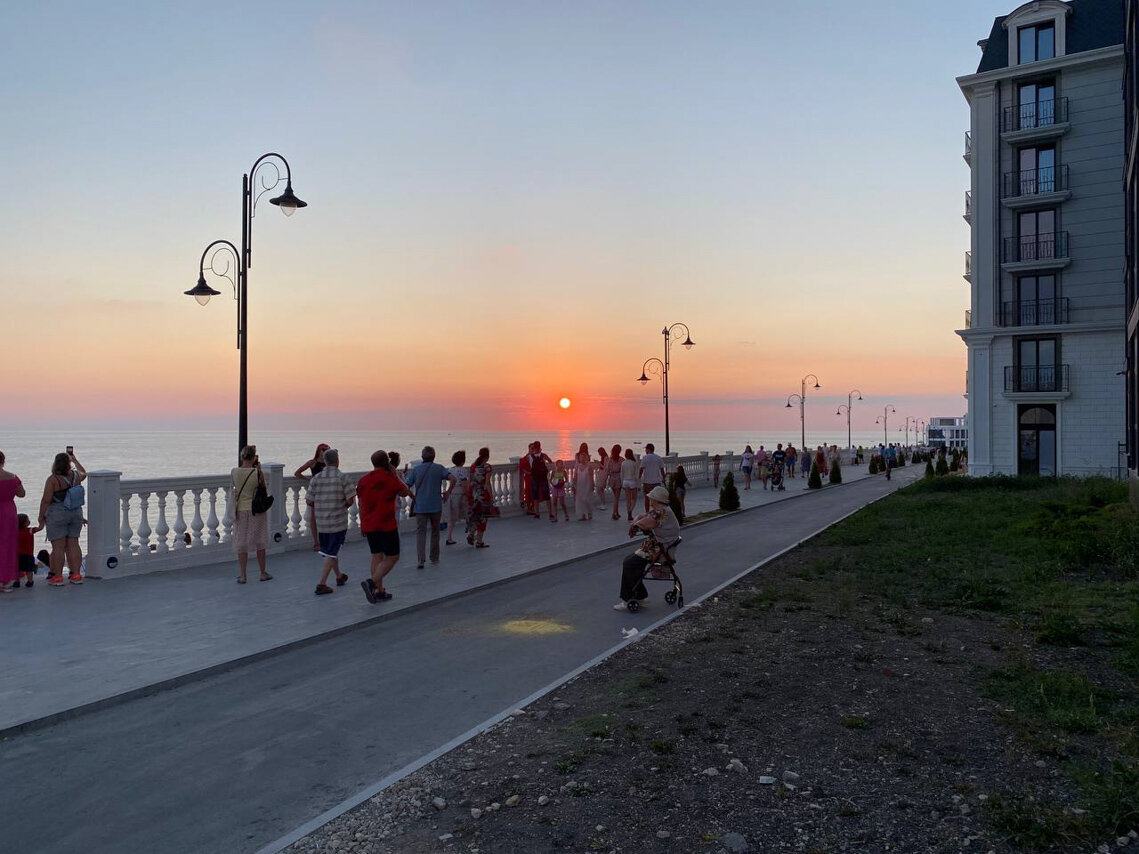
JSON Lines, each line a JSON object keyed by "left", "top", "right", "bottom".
{"left": 0, "top": 0, "right": 1014, "bottom": 435}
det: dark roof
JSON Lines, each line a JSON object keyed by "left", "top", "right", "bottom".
{"left": 975, "top": 0, "right": 1124, "bottom": 73}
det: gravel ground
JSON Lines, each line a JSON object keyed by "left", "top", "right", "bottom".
{"left": 283, "top": 544, "right": 1135, "bottom": 854}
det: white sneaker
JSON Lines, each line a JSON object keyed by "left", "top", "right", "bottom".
{"left": 612, "top": 601, "right": 629, "bottom": 611}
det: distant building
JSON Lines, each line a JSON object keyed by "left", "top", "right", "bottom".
{"left": 957, "top": 0, "right": 1126, "bottom": 477}
{"left": 927, "top": 416, "right": 969, "bottom": 450}
{"left": 1126, "top": 0, "right": 1139, "bottom": 499}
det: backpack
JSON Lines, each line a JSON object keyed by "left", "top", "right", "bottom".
{"left": 60, "top": 475, "right": 85, "bottom": 511}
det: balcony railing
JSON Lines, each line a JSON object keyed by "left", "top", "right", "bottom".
{"left": 964, "top": 190, "right": 972, "bottom": 219}
{"left": 964, "top": 250, "right": 973, "bottom": 279}
{"left": 1002, "top": 97, "right": 1069, "bottom": 133}
{"left": 1001, "top": 164, "right": 1068, "bottom": 198}
{"left": 964, "top": 130, "right": 973, "bottom": 159}
{"left": 999, "top": 297, "right": 1069, "bottom": 326}
{"left": 1004, "top": 364, "right": 1070, "bottom": 393}
{"left": 1002, "top": 231, "right": 1069, "bottom": 263}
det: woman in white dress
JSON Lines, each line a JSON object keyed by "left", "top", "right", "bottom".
{"left": 445, "top": 450, "right": 470, "bottom": 545}
{"left": 593, "top": 446, "right": 609, "bottom": 509}
{"left": 574, "top": 443, "right": 594, "bottom": 521}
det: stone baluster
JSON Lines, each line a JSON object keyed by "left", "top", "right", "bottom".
{"left": 700, "top": 451, "right": 710, "bottom": 486}
{"left": 507, "top": 457, "right": 520, "bottom": 508}
{"left": 172, "top": 490, "right": 188, "bottom": 550}
{"left": 221, "top": 485, "right": 235, "bottom": 544}
{"left": 120, "top": 496, "right": 133, "bottom": 554}
{"left": 205, "top": 487, "right": 221, "bottom": 545}
{"left": 154, "top": 491, "right": 170, "bottom": 553}
{"left": 136, "top": 492, "right": 153, "bottom": 556}
{"left": 190, "top": 488, "right": 205, "bottom": 546}
{"left": 289, "top": 486, "right": 302, "bottom": 538}
{"left": 348, "top": 502, "right": 360, "bottom": 536}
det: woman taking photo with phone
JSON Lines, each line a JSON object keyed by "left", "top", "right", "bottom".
{"left": 39, "top": 449, "right": 86, "bottom": 587}
{"left": 232, "top": 445, "right": 271, "bottom": 584}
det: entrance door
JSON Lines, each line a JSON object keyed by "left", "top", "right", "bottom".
{"left": 1018, "top": 405, "right": 1056, "bottom": 475}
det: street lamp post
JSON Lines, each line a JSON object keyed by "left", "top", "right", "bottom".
{"left": 898, "top": 416, "right": 913, "bottom": 447}
{"left": 637, "top": 322, "right": 694, "bottom": 456}
{"left": 917, "top": 419, "right": 928, "bottom": 446}
{"left": 785, "top": 373, "right": 821, "bottom": 452}
{"left": 875, "top": 405, "right": 896, "bottom": 445}
{"left": 835, "top": 388, "right": 863, "bottom": 456}
{"left": 184, "top": 152, "right": 306, "bottom": 456}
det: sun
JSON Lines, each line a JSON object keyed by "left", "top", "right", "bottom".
{"left": 559, "top": 397, "right": 572, "bottom": 409}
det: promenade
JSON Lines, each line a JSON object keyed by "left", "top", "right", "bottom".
{"left": 3, "top": 463, "right": 883, "bottom": 734}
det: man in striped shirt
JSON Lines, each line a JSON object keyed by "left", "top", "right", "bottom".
{"left": 305, "top": 448, "right": 356, "bottom": 595}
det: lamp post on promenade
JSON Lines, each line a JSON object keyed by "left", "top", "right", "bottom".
{"left": 898, "top": 416, "right": 914, "bottom": 447}
{"left": 637, "top": 322, "right": 694, "bottom": 456}
{"left": 875, "top": 405, "right": 896, "bottom": 445}
{"left": 184, "top": 152, "right": 307, "bottom": 455}
{"left": 917, "top": 419, "right": 928, "bottom": 446}
{"left": 785, "top": 373, "right": 821, "bottom": 452}
{"left": 834, "top": 388, "right": 863, "bottom": 455}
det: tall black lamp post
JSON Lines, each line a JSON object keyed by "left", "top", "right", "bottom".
{"left": 917, "top": 419, "right": 928, "bottom": 446}
{"left": 785, "top": 373, "right": 821, "bottom": 452}
{"left": 875, "top": 405, "right": 896, "bottom": 445}
{"left": 835, "top": 388, "right": 863, "bottom": 455}
{"left": 184, "top": 152, "right": 307, "bottom": 455}
{"left": 637, "top": 322, "right": 694, "bottom": 456}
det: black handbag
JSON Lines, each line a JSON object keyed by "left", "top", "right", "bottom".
{"left": 241, "top": 469, "right": 274, "bottom": 515}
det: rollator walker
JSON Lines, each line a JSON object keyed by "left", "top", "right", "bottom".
{"left": 625, "top": 531, "right": 683, "bottom": 613}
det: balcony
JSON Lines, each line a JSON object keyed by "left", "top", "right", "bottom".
{"left": 999, "top": 297, "right": 1069, "bottom": 327}
{"left": 1001, "top": 165, "right": 1071, "bottom": 208}
{"left": 964, "top": 250, "right": 972, "bottom": 282}
{"left": 964, "top": 131, "right": 972, "bottom": 164}
{"left": 1001, "top": 231, "right": 1070, "bottom": 272}
{"left": 965, "top": 309, "right": 972, "bottom": 328}
{"left": 964, "top": 190, "right": 972, "bottom": 223}
{"left": 1001, "top": 97, "right": 1071, "bottom": 142}
{"left": 1004, "top": 364, "right": 1070, "bottom": 394}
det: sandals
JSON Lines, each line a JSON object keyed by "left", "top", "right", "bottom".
{"left": 335, "top": 572, "right": 349, "bottom": 586}
{"left": 259, "top": 573, "right": 273, "bottom": 582}
{"left": 236, "top": 577, "right": 247, "bottom": 584}
{"left": 445, "top": 539, "right": 456, "bottom": 546}
{"left": 475, "top": 542, "right": 490, "bottom": 548}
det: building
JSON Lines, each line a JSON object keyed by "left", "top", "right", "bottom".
{"left": 927, "top": 416, "right": 969, "bottom": 450}
{"left": 1125, "top": 0, "right": 1139, "bottom": 499}
{"left": 957, "top": 0, "right": 1127, "bottom": 477}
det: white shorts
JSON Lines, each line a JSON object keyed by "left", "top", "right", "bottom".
{"left": 622, "top": 479, "right": 638, "bottom": 489}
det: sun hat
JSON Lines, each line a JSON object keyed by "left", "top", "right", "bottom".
{"left": 648, "top": 485, "right": 670, "bottom": 504}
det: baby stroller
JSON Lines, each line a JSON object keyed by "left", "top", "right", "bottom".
{"left": 770, "top": 461, "right": 785, "bottom": 492}
{"left": 626, "top": 533, "right": 683, "bottom": 612}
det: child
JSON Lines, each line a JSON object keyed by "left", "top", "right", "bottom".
{"left": 550, "top": 460, "right": 570, "bottom": 521}
{"left": 16, "top": 514, "right": 37, "bottom": 588}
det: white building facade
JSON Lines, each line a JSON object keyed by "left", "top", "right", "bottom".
{"left": 928, "top": 416, "right": 969, "bottom": 450}
{"left": 958, "top": 0, "right": 1127, "bottom": 477}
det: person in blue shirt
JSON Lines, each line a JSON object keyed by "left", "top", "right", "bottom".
{"left": 406, "top": 447, "right": 457, "bottom": 570}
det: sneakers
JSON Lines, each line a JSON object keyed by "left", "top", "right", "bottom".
{"left": 48, "top": 575, "right": 66, "bottom": 587}
{"left": 612, "top": 601, "right": 629, "bottom": 611}
{"left": 314, "top": 584, "right": 334, "bottom": 595}
{"left": 361, "top": 579, "right": 377, "bottom": 604}
{"left": 69, "top": 574, "right": 83, "bottom": 585}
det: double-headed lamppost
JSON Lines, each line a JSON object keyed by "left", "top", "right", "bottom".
{"left": 637, "top": 323, "right": 694, "bottom": 456}
{"left": 184, "top": 153, "right": 307, "bottom": 455}
{"left": 835, "top": 388, "right": 863, "bottom": 455}
{"left": 785, "top": 373, "right": 821, "bottom": 452}
{"left": 917, "top": 419, "right": 928, "bottom": 446}
{"left": 898, "top": 416, "right": 914, "bottom": 447}
{"left": 875, "top": 405, "right": 896, "bottom": 445}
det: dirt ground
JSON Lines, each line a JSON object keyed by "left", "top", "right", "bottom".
{"left": 284, "top": 534, "right": 1137, "bottom": 854}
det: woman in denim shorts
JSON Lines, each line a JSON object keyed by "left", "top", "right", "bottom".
{"left": 38, "top": 451, "right": 86, "bottom": 587}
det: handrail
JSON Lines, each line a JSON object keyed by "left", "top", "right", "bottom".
{"left": 1002, "top": 97, "right": 1068, "bottom": 133}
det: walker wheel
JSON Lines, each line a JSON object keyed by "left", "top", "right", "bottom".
{"left": 664, "top": 590, "right": 677, "bottom": 605}
{"left": 626, "top": 599, "right": 640, "bottom": 613}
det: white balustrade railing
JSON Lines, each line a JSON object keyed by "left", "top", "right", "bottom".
{"left": 85, "top": 452, "right": 741, "bottom": 578}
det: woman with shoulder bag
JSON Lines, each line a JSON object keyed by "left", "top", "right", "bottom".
{"left": 38, "top": 451, "right": 86, "bottom": 587}
{"left": 231, "top": 445, "right": 272, "bottom": 584}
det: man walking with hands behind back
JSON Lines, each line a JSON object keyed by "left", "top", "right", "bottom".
{"left": 406, "top": 446, "right": 456, "bottom": 570}
{"left": 306, "top": 448, "right": 356, "bottom": 595}
{"left": 638, "top": 443, "right": 666, "bottom": 512}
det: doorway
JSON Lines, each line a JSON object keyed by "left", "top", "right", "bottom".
{"left": 1018, "top": 404, "right": 1056, "bottom": 476}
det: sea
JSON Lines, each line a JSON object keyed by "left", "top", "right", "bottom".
{"left": 2, "top": 427, "right": 897, "bottom": 521}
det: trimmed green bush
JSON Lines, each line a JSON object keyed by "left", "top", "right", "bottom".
{"left": 924, "top": 459, "right": 935, "bottom": 479}
{"left": 869, "top": 457, "right": 879, "bottom": 474}
{"left": 808, "top": 461, "right": 823, "bottom": 489}
{"left": 719, "top": 471, "right": 740, "bottom": 511}
{"left": 829, "top": 457, "right": 842, "bottom": 485}
{"left": 936, "top": 457, "right": 950, "bottom": 476}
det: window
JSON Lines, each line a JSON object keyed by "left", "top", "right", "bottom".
{"left": 1018, "top": 145, "right": 1056, "bottom": 194}
{"left": 1017, "top": 209, "right": 1058, "bottom": 261}
{"left": 1019, "top": 23, "right": 1055, "bottom": 64}
{"left": 1016, "top": 337, "right": 1059, "bottom": 391}
{"left": 1006, "top": 274, "right": 1058, "bottom": 325}
{"left": 1017, "top": 80, "right": 1057, "bottom": 129}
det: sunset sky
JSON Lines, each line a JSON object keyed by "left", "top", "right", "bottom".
{"left": 1, "top": 1, "right": 1005, "bottom": 434}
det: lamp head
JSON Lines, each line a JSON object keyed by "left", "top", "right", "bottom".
{"left": 270, "top": 182, "right": 307, "bottom": 216}
{"left": 857, "top": 394, "right": 863, "bottom": 401}
{"left": 785, "top": 402, "right": 793, "bottom": 409}
{"left": 814, "top": 381, "right": 821, "bottom": 389}
{"left": 185, "top": 275, "right": 222, "bottom": 307}
{"left": 638, "top": 373, "right": 650, "bottom": 386}
{"left": 681, "top": 336, "right": 694, "bottom": 350}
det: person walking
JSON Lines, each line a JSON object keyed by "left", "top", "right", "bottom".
{"left": 0, "top": 451, "right": 25, "bottom": 594}
{"left": 306, "top": 448, "right": 355, "bottom": 595}
{"left": 230, "top": 445, "right": 271, "bottom": 584}
{"left": 786, "top": 445, "right": 797, "bottom": 478}
{"left": 550, "top": 459, "right": 571, "bottom": 521}
{"left": 294, "top": 443, "right": 331, "bottom": 551}
{"left": 712, "top": 453, "right": 722, "bottom": 487}
{"left": 356, "top": 449, "right": 411, "bottom": 603}
{"left": 445, "top": 450, "right": 470, "bottom": 545}
{"left": 740, "top": 445, "right": 754, "bottom": 490}
{"left": 638, "top": 443, "right": 666, "bottom": 512}
{"left": 606, "top": 444, "right": 623, "bottom": 519}
{"left": 672, "top": 464, "right": 689, "bottom": 516}
{"left": 594, "top": 446, "right": 609, "bottom": 510}
{"left": 528, "top": 441, "right": 555, "bottom": 521}
{"left": 519, "top": 444, "right": 534, "bottom": 516}
{"left": 620, "top": 448, "right": 639, "bottom": 521}
{"left": 613, "top": 485, "right": 681, "bottom": 611}
{"left": 574, "top": 443, "right": 594, "bottom": 521}
{"left": 466, "top": 447, "right": 495, "bottom": 548}
{"left": 39, "top": 450, "right": 86, "bottom": 587}
{"left": 406, "top": 446, "right": 457, "bottom": 569}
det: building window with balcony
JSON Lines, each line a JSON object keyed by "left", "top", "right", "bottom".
{"left": 1003, "top": 273, "right": 1065, "bottom": 326}
{"left": 1016, "top": 208, "right": 1059, "bottom": 261}
{"left": 1019, "top": 144, "right": 1056, "bottom": 193}
{"left": 1015, "top": 336, "right": 1060, "bottom": 391}
{"left": 1015, "top": 79, "right": 1057, "bottom": 129}
{"left": 1018, "top": 22, "right": 1055, "bottom": 64}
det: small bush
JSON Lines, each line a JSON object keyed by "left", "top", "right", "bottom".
{"left": 924, "top": 459, "right": 935, "bottom": 479}
{"left": 808, "top": 462, "right": 823, "bottom": 490}
{"left": 719, "top": 471, "right": 740, "bottom": 511}
{"left": 829, "top": 457, "right": 842, "bottom": 485}
{"left": 936, "top": 457, "right": 950, "bottom": 476}
{"left": 869, "top": 457, "right": 879, "bottom": 474}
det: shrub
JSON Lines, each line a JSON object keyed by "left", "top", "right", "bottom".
{"left": 936, "top": 457, "right": 950, "bottom": 476}
{"left": 895, "top": 453, "right": 905, "bottom": 468}
{"left": 950, "top": 456, "right": 960, "bottom": 472}
{"left": 924, "top": 459, "right": 935, "bottom": 479}
{"left": 808, "top": 461, "right": 823, "bottom": 490}
{"left": 869, "top": 457, "right": 879, "bottom": 475}
{"left": 829, "top": 457, "right": 842, "bottom": 484}
{"left": 719, "top": 471, "right": 740, "bottom": 511}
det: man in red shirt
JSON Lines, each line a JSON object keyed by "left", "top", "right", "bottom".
{"left": 356, "top": 450, "right": 411, "bottom": 603}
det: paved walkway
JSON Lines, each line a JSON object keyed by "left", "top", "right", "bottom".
{"left": 0, "top": 462, "right": 886, "bottom": 733}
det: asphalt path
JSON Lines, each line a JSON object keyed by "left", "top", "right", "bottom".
{"left": 0, "top": 470, "right": 919, "bottom": 854}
